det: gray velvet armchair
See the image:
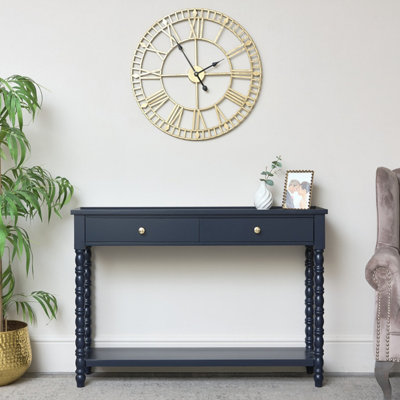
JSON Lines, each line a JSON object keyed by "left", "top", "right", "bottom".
{"left": 366, "top": 167, "right": 400, "bottom": 400}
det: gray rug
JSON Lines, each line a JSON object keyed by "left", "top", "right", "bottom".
{"left": 0, "top": 373, "right": 394, "bottom": 400}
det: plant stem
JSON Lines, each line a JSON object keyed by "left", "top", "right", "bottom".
{"left": 0, "top": 257, "right": 2, "bottom": 332}
{"left": 0, "top": 154, "right": 3, "bottom": 332}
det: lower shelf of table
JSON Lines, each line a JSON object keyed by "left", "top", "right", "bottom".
{"left": 85, "top": 347, "right": 314, "bottom": 368}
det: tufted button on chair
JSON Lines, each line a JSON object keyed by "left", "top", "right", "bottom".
{"left": 366, "top": 167, "right": 400, "bottom": 400}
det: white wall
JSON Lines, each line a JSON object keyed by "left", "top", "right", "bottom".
{"left": 1, "top": 0, "right": 400, "bottom": 373}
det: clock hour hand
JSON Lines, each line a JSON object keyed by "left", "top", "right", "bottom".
{"left": 194, "top": 72, "right": 208, "bottom": 92}
{"left": 170, "top": 34, "right": 208, "bottom": 92}
{"left": 195, "top": 59, "right": 224, "bottom": 75}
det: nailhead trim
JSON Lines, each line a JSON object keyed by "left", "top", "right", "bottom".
{"left": 386, "top": 275, "right": 392, "bottom": 361}
{"left": 373, "top": 267, "right": 392, "bottom": 361}
{"left": 376, "top": 290, "right": 381, "bottom": 359}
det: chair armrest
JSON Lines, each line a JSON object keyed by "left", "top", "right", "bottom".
{"left": 375, "top": 167, "right": 400, "bottom": 248}
{"left": 366, "top": 246, "right": 400, "bottom": 290}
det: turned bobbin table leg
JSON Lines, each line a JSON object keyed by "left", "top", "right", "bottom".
{"left": 305, "top": 246, "right": 314, "bottom": 375}
{"left": 75, "top": 249, "right": 86, "bottom": 388}
{"left": 84, "top": 247, "right": 92, "bottom": 375}
{"left": 314, "top": 249, "right": 325, "bottom": 387}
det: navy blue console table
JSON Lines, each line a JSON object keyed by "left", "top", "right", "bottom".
{"left": 71, "top": 206, "right": 327, "bottom": 388}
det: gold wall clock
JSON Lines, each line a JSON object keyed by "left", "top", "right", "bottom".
{"left": 131, "top": 8, "right": 262, "bottom": 141}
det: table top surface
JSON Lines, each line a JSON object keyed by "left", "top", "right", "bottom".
{"left": 71, "top": 206, "right": 328, "bottom": 216}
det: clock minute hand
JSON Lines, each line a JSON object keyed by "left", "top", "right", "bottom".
{"left": 196, "top": 59, "right": 224, "bottom": 75}
{"left": 170, "top": 34, "right": 208, "bottom": 92}
{"left": 176, "top": 41, "right": 195, "bottom": 70}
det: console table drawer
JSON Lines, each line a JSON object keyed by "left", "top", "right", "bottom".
{"left": 86, "top": 217, "right": 199, "bottom": 243}
{"left": 200, "top": 217, "right": 313, "bottom": 243}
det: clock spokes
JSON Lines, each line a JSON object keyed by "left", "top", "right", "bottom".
{"left": 162, "top": 66, "right": 209, "bottom": 91}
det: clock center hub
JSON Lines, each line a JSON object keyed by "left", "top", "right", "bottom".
{"left": 188, "top": 66, "right": 205, "bottom": 84}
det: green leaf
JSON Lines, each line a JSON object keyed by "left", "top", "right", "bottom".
{"left": 7, "top": 133, "right": 18, "bottom": 163}
{"left": 9, "top": 93, "right": 16, "bottom": 127}
{"left": 266, "top": 179, "right": 274, "bottom": 186}
{"left": 4, "top": 195, "right": 19, "bottom": 221}
{"left": 0, "top": 222, "right": 8, "bottom": 257}
{"left": 11, "top": 298, "right": 35, "bottom": 324}
{"left": 32, "top": 292, "right": 50, "bottom": 319}
{"left": 18, "top": 190, "right": 42, "bottom": 220}
{"left": 22, "top": 231, "right": 32, "bottom": 275}
{"left": 16, "top": 98, "right": 23, "bottom": 129}
{"left": 0, "top": 75, "right": 42, "bottom": 131}
{"left": 27, "top": 303, "right": 35, "bottom": 323}
{"left": 1, "top": 264, "right": 15, "bottom": 306}
{"left": 2, "top": 191, "right": 28, "bottom": 220}
{"left": 1, "top": 127, "right": 30, "bottom": 166}
{"left": 32, "top": 291, "right": 58, "bottom": 319}
{"left": 20, "top": 301, "right": 27, "bottom": 322}
{"left": 16, "top": 228, "right": 25, "bottom": 257}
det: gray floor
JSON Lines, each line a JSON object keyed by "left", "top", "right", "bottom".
{"left": 0, "top": 373, "right": 396, "bottom": 400}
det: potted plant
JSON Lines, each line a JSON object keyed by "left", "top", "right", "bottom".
{"left": 254, "top": 155, "right": 282, "bottom": 210}
{"left": 0, "top": 75, "right": 73, "bottom": 385}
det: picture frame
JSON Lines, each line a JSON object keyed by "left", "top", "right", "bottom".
{"left": 282, "top": 170, "right": 314, "bottom": 209}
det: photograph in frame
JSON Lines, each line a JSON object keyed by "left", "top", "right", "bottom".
{"left": 282, "top": 170, "right": 314, "bottom": 209}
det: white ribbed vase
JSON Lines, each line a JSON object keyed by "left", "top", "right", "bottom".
{"left": 254, "top": 182, "right": 273, "bottom": 210}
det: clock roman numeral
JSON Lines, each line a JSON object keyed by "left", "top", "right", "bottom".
{"left": 213, "top": 17, "right": 229, "bottom": 43}
{"left": 166, "top": 104, "right": 184, "bottom": 127}
{"left": 225, "top": 40, "right": 253, "bottom": 59}
{"left": 214, "top": 104, "right": 229, "bottom": 129}
{"left": 133, "top": 69, "right": 161, "bottom": 80}
{"left": 140, "top": 41, "right": 166, "bottom": 60}
{"left": 160, "top": 17, "right": 182, "bottom": 47}
{"left": 192, "top": 109, "right": 207, "bottom": 130}
{"left": 224, "top": 88, "right": 247, "bottom": 107}
{"left": 226, "top": 44, "right": 246, "bottom": 59}
{"left": 231, "top": 69, "right": 253, "bottom": 79}
{"left": 142, "top": 89, "right": 169, "bottom": 111}
{"left": 188, "top": 11, "right": 204, "bottom": 39}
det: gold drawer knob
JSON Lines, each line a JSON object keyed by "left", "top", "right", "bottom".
{"left": 138, "top": 227, "right": 146, "bottom": 235}
{"left": 254, "top": 226, "right": 261, "bottom": 234}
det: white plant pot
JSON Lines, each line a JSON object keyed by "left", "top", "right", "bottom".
{"left": 254, "top": 182, "right": 273, "bottom": 210}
